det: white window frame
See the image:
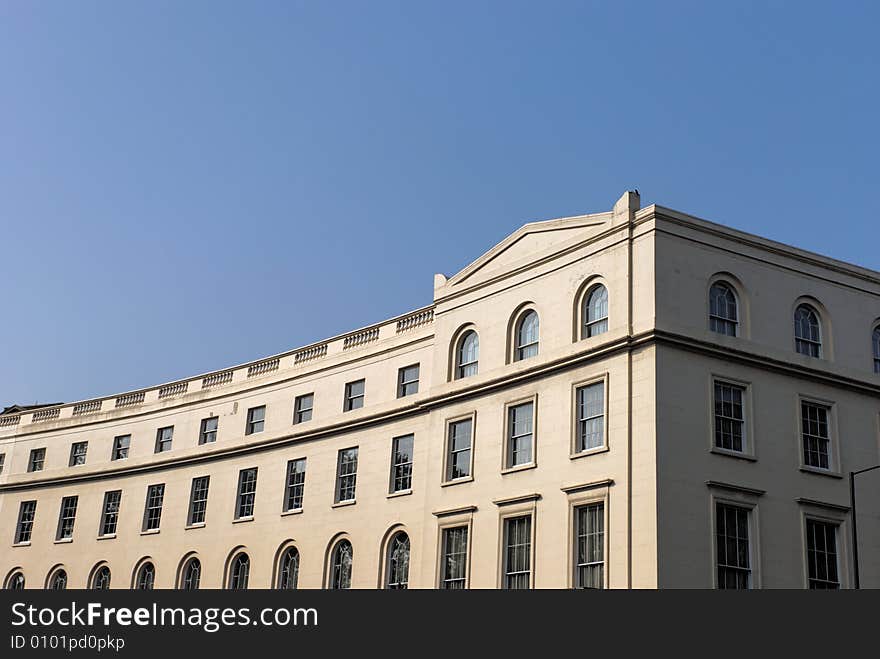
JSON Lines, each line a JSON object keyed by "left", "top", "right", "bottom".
{"left": 502, "top": 395, "right": 538, "bottom": 473}
{"left": 442, "top": 412, "right": 476, "bottom": 485}
{"left": 570, "top": 374, "right": 609, "bottom": 458}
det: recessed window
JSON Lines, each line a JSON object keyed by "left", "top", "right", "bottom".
{"left": 390, "top": 435, "right": 414, "bottom": 493}
{"left": 199, "top": 417, "right": 218, "bottom": 445}
{"left": 574, "top": 502, "right": 605, "bottom": 589}
{"left": 503, "top": 516, "right": 532, "bottom": 589}
{"left": 344, "top": 380, "right": 365, "bottom": 412}
{"left": 5, "top": 572, "right": 25, "bottom": 590}
{"left": 229, "top": 553, "right": 250, "bottom": 590}
{"left": 111, "top": 435, "right": 130, "bottom": 461}
{"left": 583, "top": 285, "right": 609, "bottom": 338}
{"left": 293, "top": 394, "right": 314, "bottom": 424}
{"left": 284, "top": 458, "right": 307, "bottom": 512}
{"left": 154, "top": 426, "right": 173, "bottom": 454}
{"left": 329, "top": 540, "right": 353, "bottom": 589}
{"left": 506, "top": 402, "right": 534, "bottom": 468}
{"left": 245, "top": 406, "right": 265, "bottom": 435}
{"left": 56, "top": 496, "right": 78, "bottom": 541}
{"left": 49, "top": 569, "right": 68, "bottom": 590}
{"left": 181, "top": 558, "right": 201, "bottom": 590}
{"left": 514, "top": 311, "right": 539, "bottom": 361}
{"left": 142, "top": 484, "right": 165, "bottom": 531}
{"left": 187, "top": 476, "right": 210, "bottom": 526}
{"left": 15, "top": 500, "right": 37, "bottom": 544}
{"left": 714, "top": 381, "right": 746, "bottom": 453}
{"left": 806, "top": 519, "right": 839, "bottom": 589}
{"left": 0, "top": 453, "right": 5, "bottom": 475}
{"left": 456, "top": 331, "right": 479, "bottom": 379}
{"left": 235, "top": 468, "right": 258, "bottom": 519}
{"left": 794, "top": 304, "right": 822, "bottom": 357}
{"left": 27, "top": 448, "right": 46, "bottom": 473}
{"left": 99, "top": 490, "right": 121, "bottom": 536}
{"left": 446, "top": 418, "right": 473, "bottom": 481}
{"left": 135, "top": 562, "right": 155, "bottom": 590}
{"left": 709, "top": 282, "right": 739, "bottom": 336}
{"left": 801, "top": 401, "right": 831, "bottom": 470}
{"left": 68, "top": 441, "right": 88, "bottom": 467}
{"left": 440, "top": 526, "right": 468, "bottom": 589}
{"left": 575, "top": 382, "right": 605, "bottom": 453}
{"left": 397, "top": 365, "right": 420, "bottom": 397}
{"left": 386, "top": 532, "right": 410, "bottom": 589}
{"left": 872, "top": 327, "right": 880, "bottom": 374}
{"left": 91, "top": 566, "right": 111, "bottom": 590}
{"left": 278, "top": 547, "right": 300, "bottom": 590}
{"left": 716, "top": 503, "right": 751, "bottom": 589}
{"left": 335, "top": 448, "right": 358, "bottom": 503}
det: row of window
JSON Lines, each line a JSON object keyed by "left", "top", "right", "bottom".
{"left": 5, "top": 504, "right": 605, "bottom": 590}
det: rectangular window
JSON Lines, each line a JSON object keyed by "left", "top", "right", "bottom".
{"left": 714, "top": 382, "right": 746, "bottom": 452}
{"left": 235, "top": 468, "right": 258, "bottom": 519}
{"left": 446, "top": 418, "right": 473, "bottom": 481}
{"left": 506, "top": 402, "right": 534, "bottom": 468}
{"left": 15, "top": 501, "right": 36, "bottom": 544}
{"left": 801, "top": 402, "right": 831, "bottom": 470}
{"left": 142, "top": 484, "right": 165, "bottom": 531}
{"left": 56, "top": 495, "right": 78, "bottom": 541}
{"left": 716, "top": 503, "right": 751, "bottom": 589}
{"left": 199, "top": 417, "right": 218, "bottom": 445}
{"left": 0, "top": 453, "right": 5, "bottom": 474}
{"left": 503, "top": 516, "right": 532, "bottom": 589}
{"left": 335, "top": 448, "right": 358, "bottom": 502}
{"left": 574, "top": 502, "right": 605, "bottom": 588}
{"left": 112, "top": 435, "right": 130, "bottom": 461}
{"left": 390, "top": 434, "right": 414, "bottom": 493}
{"left": 245, "top": 406, "right": 265, "bottom": 435}
{"left": 69, "top": 441, "right": 89, "bottom": 467}
{"left": 293, "top": 394, "right": 314, "bottom": 424}
{"left": 440, "top": 526, "right": 468, "bottom": 589}
{"left": 154, "top": 426, "right": 173, "bottom": 453}
{"left": 575, "top": 383, "right": 605, "bottom": 452}
{"left": 284, "top": 458, "right": 307, "bottom": 511}
{"left": 397, "top": 364, "right": 420, "bottom": 398}
{"left": 806, "top": 519, "right": 840, "bottom": 589}
{"left": 187, "top": 476, "right": 210, "bottom": 525}
{"left": 99, "top": 490, "right": 121, "bottom": 536}
{"left": 344, "top": 380, "right": 365, "bottom": 412}
{"left": 28, "top": 448, "right": 46, "bottom": 472}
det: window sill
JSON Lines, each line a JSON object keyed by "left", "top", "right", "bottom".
{"left": 710, "top": 448, "right": 757, "bottom": 462}
{"left": 387, "top": 489, "right": 413, "bottom": 499}
{"left": 799, "top": 466, "right": 843, "bottom": 479}
{"left": 12, "top": 542, "right": 31, "bottom": 548}
{"left": 96, "top": 534, "right": 116, "bottom": 541}
{"left": 280, "top": 508, "right": 304, "bottom": 517}
{"left": 441, "top": 476, "right": 474, "bottom": 488}
{"left": 570, "top": 446, "right": 609, "bottom": 461}
{"left": 53, "top": 538, "right": 73, "bottom": 545}
{"left": 184, "top": 523, "right": 206, "bottom": 530}
{"left": 232, "top": 516, "right": 254, "bottom": 524}
{"left": 332, "top": 499, "right": 357, "bottom": 509}
{"left": 140, "top": 528, "right": 160, "bottom": 536}
{"left": 501, "top": 463, "right": 537, "bottom": 475}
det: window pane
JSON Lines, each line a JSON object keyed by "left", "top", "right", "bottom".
{"left": 575, "top": 503, "right": 604, "bottom": 588}
{"left": 576, "top": 383, "right": 605, "bottom": 452}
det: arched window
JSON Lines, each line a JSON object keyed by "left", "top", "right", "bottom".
{"left": 49, "top": 570, "right": 67, "bottom": 591}
{"left": 277, "top": 547, "right": 299, "bottom": 590}
{"left": 709, "top": 282, "right": 738, "bottom": 336}
{"left": 794, "top": 304, "right": 822, "bottom": 357}
{"left": 135, "top": 562, "right": 155, "bottom": 590}
{"left": 5, "top": 572, "right": 25, "bottom": 590}
{"left": 583, "top": 285, "right": 609, "bottom": 338}
{"left": 181, "top": 558, "right": 201, "bottom": 591}
{"left": 229, "top": 553, "right": 250, "bottom": 590}
{"left": 514, "top": 311, "right": 539, "bottom": 361}
{"left": 91, "top": 566, "right": 111, "bottom": 590}
{"left": 329, "top": 540, "right": 353, "bottom": 589}
{"left": 456, "top": 331, "right": 479, "bottom": 379}
{"left": 873, "top": 326, "right": 880, "bottom": 373}
{"left": 385, "top": 532, "right": 410, "bottom": 590}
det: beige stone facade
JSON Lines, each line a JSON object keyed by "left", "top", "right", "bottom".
{"left": 2, "top": 191, "right": 879, "bottom": 589}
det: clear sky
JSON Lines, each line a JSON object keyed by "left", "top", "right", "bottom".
{"left": 1, "top": 1, "right": 878, "bottom": 406}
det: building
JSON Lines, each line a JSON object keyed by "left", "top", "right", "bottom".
{"left": 2, "top": 190, "right": 879, "bottom": 590}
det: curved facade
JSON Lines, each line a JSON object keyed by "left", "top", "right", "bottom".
{"left": 2, "top": 190, "right": 880, "bottom": 589}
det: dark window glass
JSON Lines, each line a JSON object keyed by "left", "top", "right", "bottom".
{"left": 142, "top": 485, "right": 165, "bottom": 531}
{"left": 229, "top": 553, "right": 250, "bottom": 590}
{"left": 795, "top": 304, "right": 822, "bottom": 357}
{"left": 390, "top": 435, "right": 414, "bottom": 493}
{"left": 293, "top": 394, "right": 314, "bottom": 424}
{"left": 709, "top": 283, "right": 738, "bottom": 336}
{"left": 91, "top": 566, "right": 111, "bottom": 590}
{"left": 49, "top": 570, "right": 67, "bottom": 590}
{"left": 575, "top": 503, "right": 605, "bottom": 589}
{"left": 330, "top": 540, "right": 353, "bottom": 589}
{"left": 801, "top": 402, "right": 831, "bottom": 470}
{"left": 56, "top": 495, "right": 78, "bottom": 540}
{"left": 446, "top": 419, "right": 472, "bottom": 481}
{"left": 278, "top": 548, "right": 299, "bottom": 590}
{"left": 714, "top": 382, "right": 746, "bottom": 452}
{"left": 335, "top": 449, "right": 358, "bottom": 502}
{"left": 806, "top": 520, "right": 840, "bottom": 589}
{"left": 69, "top": 441, "right": 88, "bottom": 466}
{"left": 441, "top": 527, "right": 468, "bottom": 589}
{"left": 235, "top": 468, "right": 258, "bottom": 519}
{"left": 284, "top": 459, "right": 306, "bottom": 512}
{"left": 397, "top": 365, "right": 420, "bottom": 397}
{"left": 507, "top": 402, "right": 534, "bottom": 467}
{"left": 576, "top": 383, "right": 604, "bottom": 452}
{"left": 154, "top": 426, "right": 173, "bottom": 453}
{"left": 188, "top": 476, "right": 210, "bottom": 525}
{"left": 716, "top": 503, "right": 751, "bottom": 589}
{"left": 100, "top": 490, "right": 121, "bottom": 536}
{"left": 136, "top": 563, "right": 155, "bottom": 590}
{"left": 112, "top": 435, "right": 130, "bottom": 461}
{"left": 515, "top": 311, "right": 539, "bottom": 361}
{"left": 182, "top": 558, "right": 201, "bottom": 590}
{"left": 28, "top": 448, "right": 46, "bottom": 472}
{"left": 583, "top": 286, "right": 609, "bottom": 337}
{"left": 503, "top": 516, "right": 532, "bottom": 589}
{"left": 386, "top": 533, "right": 410, "bottom": 589}
{"left": 15, "top": 501, "right": 37, "bottom": 544}
{"left": 344, "top": 380, "right": 365, "bottom": 411}
{"left": 456, "top": 331, "right": 479, "bottom": 379}
{"left": 246, "top": 406, "right": 265, "bottom": 435}
{"left": 199, "top": 417, "right": 218, "bottom": 445}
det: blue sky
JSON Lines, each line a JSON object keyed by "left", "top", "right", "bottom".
{"left": 1, "top": 1, "right": 878, "bottom": 405}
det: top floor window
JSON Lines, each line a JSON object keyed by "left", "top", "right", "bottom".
{"left": 794, "top": 304, "right": 822, "bottom": 358}
{"left": 873, "top": 327, "right": 880, "bottom": 374}
{"left": 0, "top": 453, "right": 5, "bottom": 475}
{"left": 456, "top": 331, "right": 479, "bottom": 379}
{"left": 199, "top": 417, "right": 218, "bottom": 445}
{"left": 709, "top": 282, "right": 738, "bottom": 336}
{"left": 514, "top": 311, "right": 539, "bottom": 361}
{"left": 28, "top": 448, "right": 46, "bottom": 473}
{"left": 245, "top": 406, "right": 265, "bottom": 435}
{"left": 344, "top": 380, "right": 365, "bottom": 412}
{"left": 112, "top": 435, "right": 130, "bottom": 461}
{"left": 583, "top": 285, "right": 608, "bottom": 338}
{"left": 294, "top": 393, "right": 314, "bottom": 424}
{"left": 154, "top": 426, "right": 173, "bottom": 453}
{"left": 397, "top": 365, "right": 420, "bottom": 397}
{"left": 69, "top": 441, "right": 88, "bottom": 467}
